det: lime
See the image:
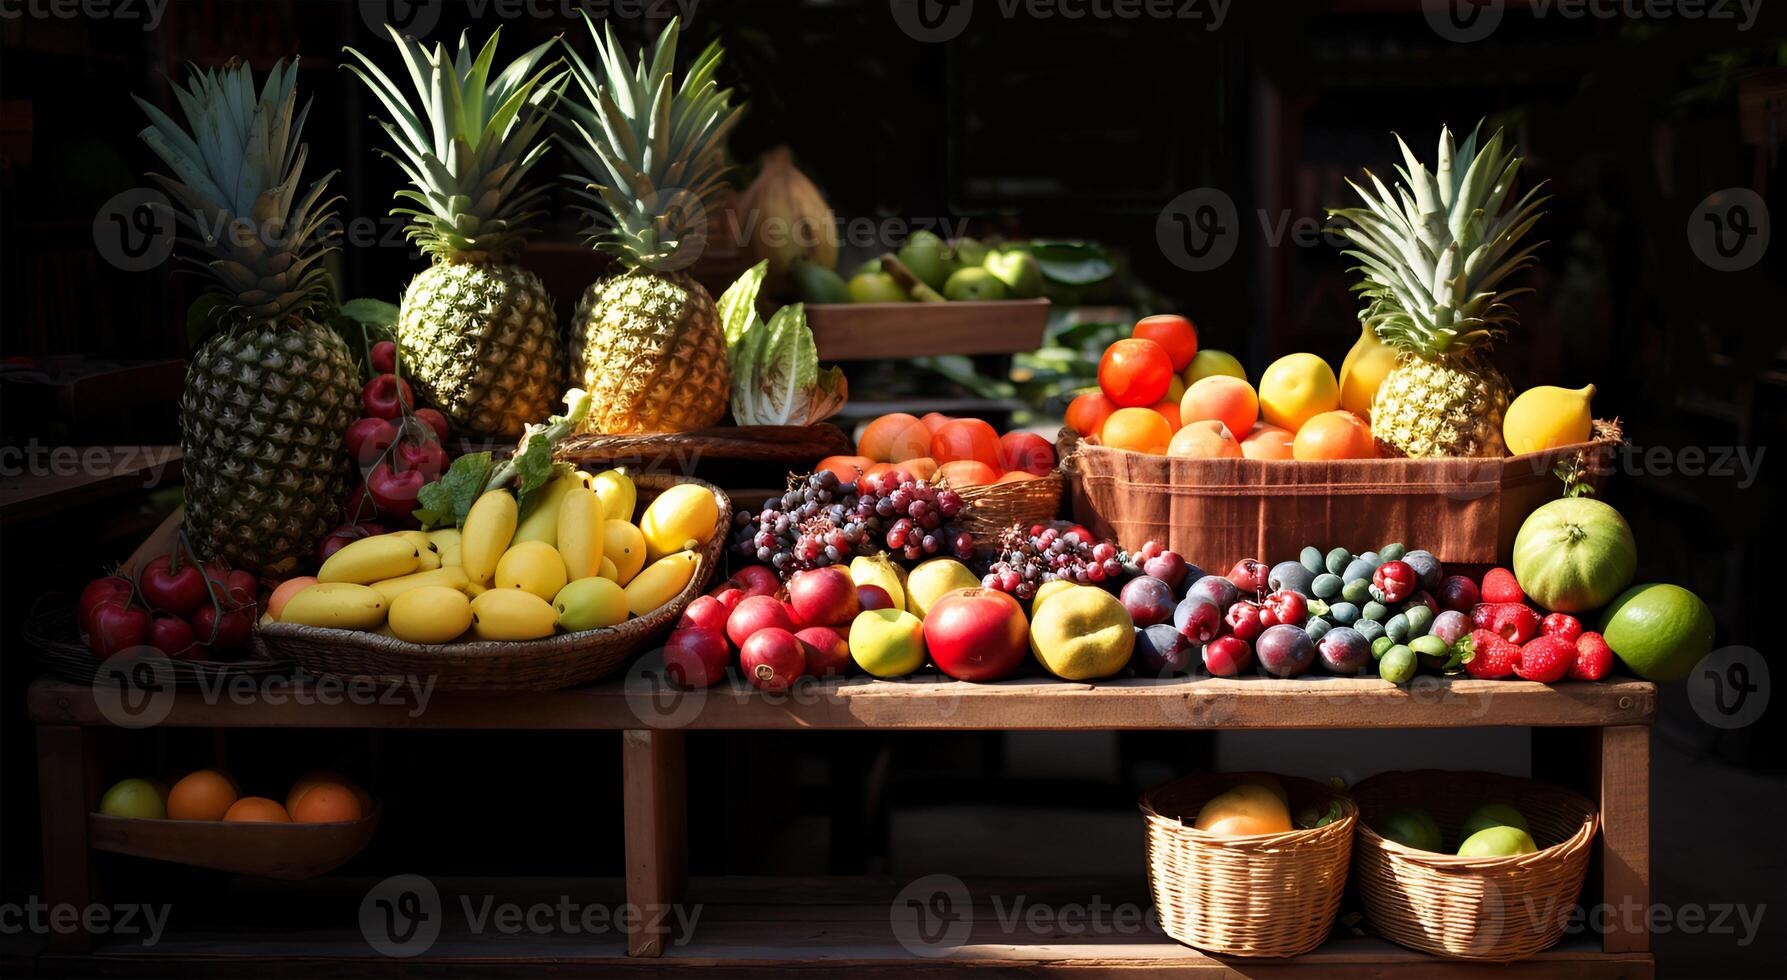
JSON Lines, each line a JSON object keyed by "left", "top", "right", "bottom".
{"left": 1376, "top": 806, "right": 1442, "bottom": 851}
{"left": 1599, "top": 583, "right": 1714, "bottom": 682}
{"left": 1459, "top": 802, "right": 1528, "bottom": 841}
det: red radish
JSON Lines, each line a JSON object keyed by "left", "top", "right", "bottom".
{"left": 1203, "top": 636, "right": 1252, "bottom": 677}
{"left": 794, "top": 626, "right": 851, "bottom": 678}
{"left": 787, "top": 567, "right": 859, "bottom": 627}
{"left": 712, "top": 565, "right": 779, "bottom": 599}
{"left": 726, "top": 594, "right": 795, "bottom": 649}
{"left": 664, "top": 627, "right": 729, "bottom": 688}
{"left": 88, "top": 602, "right": 148, "bottom": 656}
{"left": 361, "top": 374, "right": 413, "bottom": 419}
{"left": 138, "top": 554, "right": 208, "bottom": 616}
{"left": 79, "top": 576, "right": 134, "bottom": 631}
{"left": 677, "top": 595, "right": 730, "bottom": 634}
{"left": 857, "top": 584, "right": 895, "bottom": 611}
{"left": 345, "top": 417, "right": 397, "bottom": 466}
{"left": 370, "top": 340, "right": 398, "bottom": 374}
{"left": 739, "top": 628, "right": 805, "bottom": 691}
{"left": 147, "top": 613, "right": 195, "bottom": 657}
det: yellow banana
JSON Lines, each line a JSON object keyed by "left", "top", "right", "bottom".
{"left": 623, "top": 550, "right": 699, "bottom": 616}
{"left": 280, "top": 583, "right": 388, "bottom": 630}
{"left": 591, "top": 468, "right": 636, "bottom": 525}
{"left": 462, "top": 489, "right": 518, "bottom": 583}
{"left": 318, "top": 534, "right": 421, "bottom": 584}
{"left": 557, "top": 485, "right": 604, "bottom": 581}
{"left": 368, "top": 566, "right": 471, "bottom": 604}
{"left": 470, "top": 588, "right": 559, "bottom": 641}
{"left": 396, "top": 530, "right": 441, "bottom": 571}
{"left": 513, "top": 468, "right": 578, "bottom": 547}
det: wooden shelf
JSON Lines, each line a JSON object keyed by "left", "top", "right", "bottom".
{"left": 27, "top": 674, "right": 1656, "bottom": 731}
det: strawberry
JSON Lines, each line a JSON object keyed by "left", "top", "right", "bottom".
{"left": 1461, "top": 628, "right": 1520, "bottom": 679}
{"left": 1570, "top": 632, "right": 1614, "bottom": 681}
{"left": 1470, "top": 602, "right": 1541, "bottom": 644}
{"left": 1540, "top": 613, "right": 1582, "bottom": 642}
{"left": 1480, "top": 567, "right": 1524, "bottom": 604}
{"left": 1515, "top": 635, "right": 1575, "bottom": 683}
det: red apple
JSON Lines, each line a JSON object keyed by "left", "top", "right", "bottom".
{"left": 712, "top": 588, "right": 745, "bottom": 615}
{"left": 922, "top": 587, "right": 1028, "bottom": 682}
{"left": 739, "top": 628, "right": 805, "bottom": 691}
{"left": 712, "top": 565, "right": 779, "bottom": 599}
{"left": 79, "top": 576, "right": 134, "bottom": 631}
{"left": 787, "top": 567, "right": 859, "bottom": 627}
{"left": 88, "top": 602, "right": 148, "bottom": 656}
{"left": 857, "top": 584, "right": 895, "bottom": 611}
{"left": 794, "top": 626, "right": 851, "bottom": 678}
{"left": 677, "top": 595, "right": 730, "bottom": 635}
{"left": 147, "top": 613, "right": 195, "bottom": 657}
{"left": 664, "top": 627, "right": 729, "bottom": 688}
{"left": 138, "top": 554, "right": 207, "bottom": 616}
{"left": 726, "top": 594, "right": 795, "bottom": 649}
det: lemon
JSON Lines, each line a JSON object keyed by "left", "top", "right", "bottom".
{"left": 1337, "top": 324, "right": 1398, "bottom": 420}
{"left": 1257, "top": 353, "right": 1339, "bottom": 432}
{"left": 1503, "top": 384, "right": 1594, "bottom": 455}
{"left": 1185, "top": 349, "right": 1246, "bottom": 385}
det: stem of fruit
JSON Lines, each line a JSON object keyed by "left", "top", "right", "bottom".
{"left": 483, "top": 388, "right": 594, "bottom": 494}
{"left": 876, "top": 253, "right": 946, "bottom": 303}
{"left": 181, "top": 528, "right": 226, "bottom": 643}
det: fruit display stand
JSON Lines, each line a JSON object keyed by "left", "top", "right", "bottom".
{"left": 26, "top": 673, "right": 1654, "bottom": 976}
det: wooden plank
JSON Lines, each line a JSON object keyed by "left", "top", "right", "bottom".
{"left": 36, "top": 726, "right": 99, "bottom": 953}
{"left": 1596, "top": 726, "right": 1650, "bottom": 954}
{"left": 0, "top": 446, "right": 182, "bottom": 526}
{"left": 26, "top": 676, "right": 1658, "bottom": 732}
{"left": 622, "top": 730, "right": 686, "bottom": 957}
{"left": 807, "top": 299, "right": 1048, "bottom": 360}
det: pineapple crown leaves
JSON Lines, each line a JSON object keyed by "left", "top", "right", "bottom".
{"left": 1328, "top": 123, "right": 1551, "bottom": 358}
{"left": 133, "top": 58, "right": 341, "bottom": 322}
{"left": 344, "top": 26, "right": 565, "bottom": 261}
{"left": 557, "top": 14, "right": 743, "bottom": 272}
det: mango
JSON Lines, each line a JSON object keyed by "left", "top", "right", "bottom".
{"left": 469, "top": 588, "right": 558, "bottom": 641}
{"left": 623, "top": 550, "right": 699, "bottom": 616}
{"left": 556, "top": 485, "right": 604, "bottom": 580}
{"left": 394, "top": 530, "right": 441, "bottom": 571}
{"left": 318, "top": 534, "right": 420, "bottom": 585}
{"left": 1194, "top": 782, "right": 1293, "bottom": 837}
{"left": 554, "top": 577, "right": 629, "bottom": 631}
{"left": 388, "top": 586, "right": 473, "bottom": 644}
{"left": 1028, "top": 585, "right": 1133, "bottom": 680}
{"left": 1458, "top": 825, "right": 1538, "bottom": 858}
{"left": 281, "top": 583, "right": 387, "bottom": 630}
{"left": 462, "top": 490, "right": 518, "bottom": 583}
{"left": 641, "top": 484, "right": 718, "bottom": 561}
{"left": 603, "top": 520, "right": 647, "bottom": 585}
{"left": 495, "top": 541, "right": 569, "bottom": 601}
{"left": 591, "top": 469, "right": 636, "bottom": 525}
{"left": 368, "top": 565, "right": 471, "bottom": 604}
{"left": 513, "top": 469, "right": 580, "bottom": 547}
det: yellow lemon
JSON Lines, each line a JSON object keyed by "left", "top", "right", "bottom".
{"left": 1257, "top": 353, "right": 1339, "bottom": 433}
{"left": 1503, "top": 384, "right": 1595, "bottom": 455}
{"left": 1337, "top": 324, "right": 1399, "bottom": 421}
{"left": 1184, "top": 349, "right": 1246, "bottom": 385}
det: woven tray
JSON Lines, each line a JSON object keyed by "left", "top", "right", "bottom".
{"left": 1139, "top": 772, "right": 1357, "bottom": 957}
{"left": 24, "top": 599, "right": 291, "bottom": 688}
{"left": 558, "top": 425, "right": 853, "bottom": 468}
{"left": 254, "top": 474, "right": 730, "bottom": 692}
{"left": 955, "top": 468, "right": 1067, "bottom": 541}
{"left": 1350, "top": 770, "right": 1598, "bottom": 961}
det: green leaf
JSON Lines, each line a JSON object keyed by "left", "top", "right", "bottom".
{"left": 414, "top": 451, "right": 493, "bottom": 529}
{"left": 730, "top": 302, "right": 846, "bottom": 426}
{"left": 509, "top": 436, "right": 558, "bottom": 502}
{"left": 912, "top": 355, "right": 1015, "bottom": 400}
{"left": 1014, "top": 240, "right": 1115, "bottom": 286}
{"left": 184, "top": 294, "right": 231, "bottom": 349}
{"left": 718, "top": 260, "right": 768, "bottom": 354}
{"left": 339, "top": 297, "right": 399, "bottom": 329}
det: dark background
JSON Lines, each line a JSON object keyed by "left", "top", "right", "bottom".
{"left": 2, "top": 0, "right": 1783, "bottom": 974}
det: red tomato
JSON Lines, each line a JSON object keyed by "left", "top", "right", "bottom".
{"left": 1098, "top": 338, "right": 1173, "bottom": 407}
{"left": 1132, "top": 315, "right": 1198, "bottom": 371}
{"left": 997, "top": 432, "right": 1056, "bottom": 476}
{"left": 930, "top": 418, "right": 1002, "bottom": 468}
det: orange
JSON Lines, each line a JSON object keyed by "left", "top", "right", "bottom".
{"left": 997, "top": 432, "right": 1056, "bottom": 475}
{"left": 1292, "top": 410, "right": 1376, "bottom": 460}
{"left": 815, "top": 455, "right": 874, "bottom": 484}
{"left": 1098, "top": 338, "right": 1174, "bottom": 407}
{"left": 1180, "top": 375, "right": 1258, "bottom": 442}
{"left": 286, "top": 768, "right": 356, "bottom": 813}
{"left": 223, "top": 797, "right": 291, "bottom": 823}
{"left": 290, "top": 782, "right": 364, "bottom": 823}
{"left": 1132, "top": 314, "right": 1198, "bottom": 371}
{"left": 1150, "top": 401, "right": 1182, "bottom": 431}
{"left": 919, "top": 412, "right": 954, "bottom": 434}
{"left": 167, "top": 769, "right": 239, "bottom": 821}
{"left": 929, "top": 418, "right": 1002, "bottom": 468}
{"left": 1167, "top": 420, "right": 1243, "bottom": 460}
{"left": 1239, "top": 424, "right": 1296, "bottom": 460}
{"left": 856, "top": 413, "right": 932, "bottom": 462}
{"left": 1101, "top": 407, "right": 1173, "bottom": 455}
{"left": 995, "top": 471, "right": 1041, "bottom": 484}
{"left": 935, "top": 459, "right": 1000, "bottom": 488}
{"left": 1065, "top": 391, "right": 1118, "bottom": 438}
{"left": 268, "top": 576, "right": 317, "bottom": 621}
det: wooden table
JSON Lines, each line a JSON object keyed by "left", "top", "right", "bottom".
{"left": 0, "top": 446, "right": 181, "bottom": 525}
{"left": 26, "top": 673, "right": 1654, "bottom": 975}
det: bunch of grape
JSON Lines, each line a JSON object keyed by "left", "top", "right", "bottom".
{"left": 982, "top": 522, "right": 1130, "bottom": 600}
{"left": 732, "top": 469, "right": 974, "bottom": 577}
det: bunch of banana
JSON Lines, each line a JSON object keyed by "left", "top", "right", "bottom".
{"left": 271, "top": 468, "right": 719, "bottom": 644}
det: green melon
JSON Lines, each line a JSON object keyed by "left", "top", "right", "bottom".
{"left": 1599, "top": 583, "right": 1715, "bottom": 682}
{"left": 1512, "top": 497, "right": 1636, "bottom": 613}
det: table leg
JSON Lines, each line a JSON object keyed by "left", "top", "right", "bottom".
{"left": 1597, "top": 725, "right": 1650, "bottom": 953}
{"left": 623, "top": 729, "right": 686, "bottom": 957}
{"left": 37, "top": 725, "right": 100, "bottom": 953}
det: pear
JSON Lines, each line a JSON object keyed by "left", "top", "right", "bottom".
{"left": 983, "top": 248, "right": 1043, "bottom": 299}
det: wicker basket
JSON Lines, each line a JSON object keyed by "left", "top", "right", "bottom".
{"left": 955, "top": 467, "right": 1066, "bottom": 540}
{"left": 24, "top": 599, "right": 292, "bottom": 687}
{"left": 1139, "top": 772, "right": 1357, "bottom": 957}
{"left": 254, "top": 474, "right": 730, "bottom": 692}
{"left": 1350, "top": 770, "right": 1599, "bottom": 961}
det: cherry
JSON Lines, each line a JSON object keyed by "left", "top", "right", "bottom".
{"left": 147, "top": 613, "right": 196, "bottom": 657}
{"left": 79, "top": 576, "right": 134, "bottom": 632}
{"left": 192, "top": 604, "right": 252, "bottom": 653}
{"left": 411, "top": 408, "right": 449, "bottom": 442}
{"left": 370, "top": 340, "right": 398, "bottom": 375}
{"left": 367, "top": 462, "right": 425, "bottom": 515}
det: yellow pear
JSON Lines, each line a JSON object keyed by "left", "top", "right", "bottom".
{"left": 1503, "top": 384, "right": 1595, "bottom": 455}
{"left": 1337, "top": 324, "right": 1399, "bottom": 421}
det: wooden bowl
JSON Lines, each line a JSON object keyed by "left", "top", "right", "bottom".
{"left": 89, "top": 806, "right": 380, "bottom": 880}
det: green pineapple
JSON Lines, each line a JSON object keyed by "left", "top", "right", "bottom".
{"left": 559, "top": 15, "right": 742, "bottom": 434}
{"left": 134, "top": 59, "right": 360, "bottom": 573}
{"left": 345, "top": 28, "right": 564, "bottom": 437}
{"left": 1330, "top": 125, "right": 1548, "bottom": 458}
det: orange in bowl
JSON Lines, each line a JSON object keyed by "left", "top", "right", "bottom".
{"left": 223, "top": 797, "right": 291, "bottom": 823}
{"left": 1132, "top": 314, "right": 1199, "bottom": 372}
{"left": 856, "top": 413, "right": 932, "bottom": 462}
{"left": 291, "top": 782, "right": 364, "bottom": 823}
{"left": 1292, "top": 410, "right": 1376, "bottom": 460}
{"left": 919, "top": 412, "right": 954, "bottom": 434}
{"left": 995, "top": 470, "right": 1041, "bottom": 484}
{"left": 815, "top": 455, "right": 874, "bottom": 484}
{"left": 1167, "top": 420, "right": 1243, "bottom": 460}
{"left": 167, "top": 769, "right": 240, "bottom": 821}
{"left": 268, "top": 576, "right": 317, "bottom": 621}
{"left": 1180, "top": 375, "right": 1258, "bottom": 442}
{"left": 930, "top": 418, "right": 1002, "bottom": 468}
{"left": 1150, "top": 401, "right": 1182, "bottom": 431}
{"left": 1101, "top": 407, "right": 1173, "bottom": 455}
{"left": 935, "top": 459, "right": 1000, "bottom": 488}
{"left": 1239, "top": 424, "right": 1296, "bottom": 460}
{"left": 1065, "top": 391, "right": 1118, "bottom": 438}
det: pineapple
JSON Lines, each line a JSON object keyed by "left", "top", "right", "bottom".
{"left": 559, "top": 15, "right": 742, "bottom": 434}
{"left": 345, "top": 28, "right": 564, "bottom": 437}
{"left": 1330, "top": 125, "right": 1548, "bottom": 458}
{"left": 134, "top": 59, "right": 360, "bottom": 573}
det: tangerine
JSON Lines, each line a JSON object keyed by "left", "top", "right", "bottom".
{"left": 1180, "top": 375, "right": 1258, "bottom": 442}
{"left": 1101, "top": 407, "right": 1173, "bottom": 455}
{"left": 856, "top": 413, "right": 932, "bottom": 462}
{"left": 1239, "top": 424, "right": 1296, "bottom": 460}
{"left": 222, "top": 797, "right": 291, "bottom": 823}
{"left": 930, "top": 418, "right": 1002, "bottom": 468}
{"left": 1291, "top": 410, "right": 1376, "bottom": 460}
{"left": 167, "top": 769, "right": 239, "bottom": 821}
{"left": 1065, "top": 391, "right": 1118, "bottom": 438}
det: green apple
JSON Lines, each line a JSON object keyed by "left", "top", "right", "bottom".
{"left": 851, "top": 258, "right": 882, "bottom": 278}
{"left": 943, "top": 267, "right": 1008, "bottom": 302}
{"left": 1185, "top": 349, "right": 1247, "bottom": 384}
{"left": 849, "top": 608, "right": 926, "bottom": 678}
{"left": 1458, "top": 802, "right": 1529, "bottom": 842}
{"left": 1375, "top": 806, "right": 1442, "bottom": 851}
{"left": 791, "top": 259, "right": 851, "bottom": 304}
{"left": 847, "top": 272, "right": 909, "bottom": 303}
{"left": 99, "top": 778, "right": 167, "bottom": 819}
{"left": 553, "top": 577, "right": 628, "bottom": 631}
{"left": 982, "top": 248, "right": 1043, "bottom": 299}
{"left": 897, "top": 230, "right": 952, "bottom": 291}
{"left": 1457, "top": 825, "right": 1538, "bottom": 858}
{"left": 949, "top": 237, "right": 990, "bottom": 267}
